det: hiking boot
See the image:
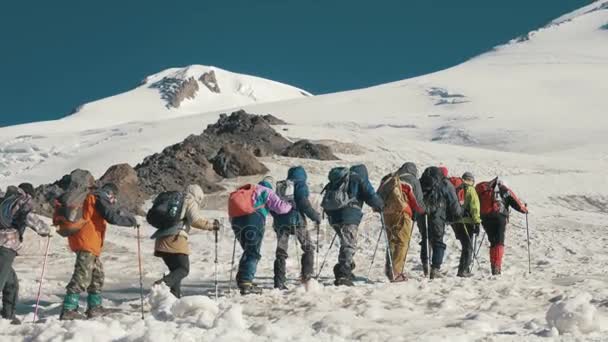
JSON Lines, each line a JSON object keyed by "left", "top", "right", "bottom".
{"left": 301, "top": 274, "right": 313, "bottom": 284}
{"left": 10, "top": 317, "right": 21, "bottom": 325}
{"left": 274, "top": 282, "right": 288, "bottom": 291}
{"left": 60, "top": 309, "right": 86, "bottom": 321}
{"left": 457, "top": 270, "right": 473, "bottom": 278}
{"left": 239, "top": 283, "right": 262, "bottom": 296}
{"left": 86, "top": 306, "right": 114, "bottom": 319}
{"left": 491, "top": 266, "right": 502, "bottom": 276}
{"left": 390, "top": 273, "right": 408, "bottom": 283}
{"left": 429, "top": 267, "right": 443, "bottom": 280}
{"left": 334, "top": 277, "right": 354, "bottom": 287}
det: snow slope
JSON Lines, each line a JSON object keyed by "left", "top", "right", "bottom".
{"left": 1, "top": 1, "right": 608, "bottom": 341}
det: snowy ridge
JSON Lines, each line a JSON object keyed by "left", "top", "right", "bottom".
{"left": 1, "top": 2, "right": 608, "bottom": 341}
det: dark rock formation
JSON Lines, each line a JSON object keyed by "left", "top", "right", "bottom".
{"left": 199, "top": 70, "right": 221, "bottom": 93}
{"left": 98, "top": 163, "right": 146, "bottom": 215}
{"left": 211, "top": 144, "right": 269, "bottom": 178}
{"left": 282, "top": 140, "right": 339, "bottom": 161}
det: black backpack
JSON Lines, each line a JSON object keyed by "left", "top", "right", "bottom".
{"left": 420, "top": 167, "right": 445, "bottom": 214}
{"left": 146, "top": 191, "right": 185, "bottom": 230}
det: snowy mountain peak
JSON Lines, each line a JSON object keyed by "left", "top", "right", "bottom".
{"left": 65, "top": 64, "right": 311, "bottom": 128}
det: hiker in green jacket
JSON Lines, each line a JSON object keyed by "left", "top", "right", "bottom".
{"left": 451, "top": 172, "right": 481, "bottom": 277}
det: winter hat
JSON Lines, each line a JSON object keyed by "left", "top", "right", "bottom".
{"left": 462, "top": 172, "right": 475, "bottom": 182}
{"left": 18, "top": 183, "right": 35, "bottom": 197}
{"left": 438, "top": 166, "right": 449, "bottom": 177}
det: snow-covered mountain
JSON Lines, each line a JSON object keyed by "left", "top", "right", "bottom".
{"left": 1, "top": 1, "right": 608, "bottom": 341}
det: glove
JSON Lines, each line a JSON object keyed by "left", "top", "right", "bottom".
{"left": 212, "top": 219, "right": 221, "bottom": 231}
{"left": 473, "top": 224, "right": 481, "bottom": 236}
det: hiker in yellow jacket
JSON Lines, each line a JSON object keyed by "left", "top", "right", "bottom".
{"left": 451, "top": 172, "right": 481, "bottom": 277}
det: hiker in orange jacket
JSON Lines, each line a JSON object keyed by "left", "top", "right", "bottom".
{"left": 59, "top": 183, "right": 137, "bottom": 320}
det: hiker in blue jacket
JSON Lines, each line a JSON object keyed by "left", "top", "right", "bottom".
{"left": 272, "top": 166, "right": 322, "bottom": 289}
{"left": 324, "top": 164, "right": 383, "bottom": 286}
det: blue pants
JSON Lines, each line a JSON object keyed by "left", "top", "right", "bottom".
{"left": 232, "top": 214, "right": 266, "bottom": 285}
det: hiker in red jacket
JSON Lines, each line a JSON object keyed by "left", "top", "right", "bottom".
{"left": 476, "top": 177, "right": 528, "bottom": 275}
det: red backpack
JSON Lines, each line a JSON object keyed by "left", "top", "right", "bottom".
{"left": 228, "top": 184, "right": 261, "bottom": 218}
{"left": 475, "top": 179, "right": 503, "bottom": 216}
{"left": 449, "top": 177, "right": 466, "bottom": 206}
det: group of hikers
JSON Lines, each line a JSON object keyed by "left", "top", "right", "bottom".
{"left": 0, "top": 162, "right": 528, "bottom": 323}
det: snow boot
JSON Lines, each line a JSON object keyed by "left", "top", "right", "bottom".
{"left": 59, "top": 309, "right": 86, "bottom": 321}
{"left": 10, "top": 317, "right": 21, "bottom": 325}
{"left": 334, "top": 277, "right": 354, "bottom": 287}
{"left": 274, "top": 282, "right": 288, "bottom": 291}
{"left": 390, "top": 273, "right": 408, "bottom": 283}
{"left": 429, "top": 267, "right": 443, "bottom": 280}
{"left": 239, "top": 282, "right": 262, "bottom": 296}
{"left": 60, "top": 293, "right": 85, "bottom": 320}
{"left": 85, "top": 293, "right": 112, "bottom": 319}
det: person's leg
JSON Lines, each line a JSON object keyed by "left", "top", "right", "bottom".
{"left": 62, "top": 251, "right": 96, "bottom": 319}
{"left": 333, "top": 224, "right": 358, "bottom": 284}
{"left": 452, "top": 223, "right": 467, "bottom": 275}
{"left": 0, "top": 247, "right": 17, "bottom": 319}
{"left": 161, "top": 253, "right": 190, "bottom": 298}
{"left": 1, "top": 269, "right": 18, "bottom": 320}
{"left": 417, "top": 216, "right": 429, "bottom": 273}
{"left": 296, "top": 226, "right": 315, "bottom": 281}
{"left": 384, "top": 213, "right": 407, "bottom": 280}
{"left": 494, "top": 215, "right": 507, "bottom": 274}
{"left": 273, "top": 228, "right": 290, "bottom": 288}
{"left": 236, "top": 222, "right": 264, "bottom": 287}
{"left": 86, "top": 256, "right": 105, "bottom": 312}
{"left": 429, "top": 216, "right": 447, "bottom": 270}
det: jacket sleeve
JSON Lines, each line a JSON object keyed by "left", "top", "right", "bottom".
{"left": 466, "top": 186, "right": 481, "bottom": 224}
{"left": 25, "top": 213, "right": 51, "bottom": 236}
{"left": 184, "top": 200, "right": 214, "bottom": 231}
{"left": 503, "top": 188, "right": 528, "bottom": 214}
{"left": 296, "top": 195, "right": 321, "bottom": 224}
{"left": 359, "top": 178, "right": 384, "bottom": 211}
{"left": 265, "top": 189, "right": 293, "bottom": 215}
{"left": 445, "top": 183, "right": 463, "bottom": 220}
{"left": 411, "top": 179, "right": 426, "bottom": 214}
{"left": 96, "top": 196, "right": 137, "bottom": 227}
{"left": 403, "top": 184, "right": 425, "bottom": 215}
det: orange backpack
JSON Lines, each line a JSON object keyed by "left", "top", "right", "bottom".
{"left": 228, "top": 184, "right": 261, "bottom": 218}
{"left": 449, "top": 177, "right": 466, "bottom": 206}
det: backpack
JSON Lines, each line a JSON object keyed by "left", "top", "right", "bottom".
{"left": 420, "top": 167, "right": 445, "bottom": 214}
{"left": 449, "top": 177, "right": 466, "bottom": 206}
{"left": 228, "top": 184, "right": 262, "bottom": 218}
{"left": 377, "top": 173, "right": 409, "bottom": 214}
{"left": 321, "top": 167, "right": 356, "bottom": 212}
{"left": 275, "top": 180, "right": 296, "bottom": 204}
{"left": 146, "top": 191, "right": 185, "bottom": 230}
{"left": 53, "top": 187, "right": 90, "bottom": 237}
{"left": 476, "top": 179, "right": 505, "bottom": 217}
{"left": 0, "top": 195, "right": 22, "bottom": 230}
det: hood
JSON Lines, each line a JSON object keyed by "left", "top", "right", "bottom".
{"left": 185, "top": 184, "right": 205, "bottom": 206}
{"left": 287, "top": 166, "right": 307, "bottom": 182}
{"left": 398, "top": 162, "right": 419, "bottom": 178}
{"left": 350, "top": 164, "right": 369, "bottom": 181}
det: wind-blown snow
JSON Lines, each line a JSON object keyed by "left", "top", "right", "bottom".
{"left": 1, "top": 2, "right": 608, "bottom": 341}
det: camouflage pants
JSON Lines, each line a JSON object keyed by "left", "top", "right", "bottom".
{"left": 66, "top": 251, "right": 104, "bottom": 295}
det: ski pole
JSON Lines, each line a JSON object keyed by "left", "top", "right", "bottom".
{"left": 214, "top": 228, "right": 219, "bottom": 301}
{"left": 366, "top": 223, "right": 384, "bottom": 280}
{"left": 229, "top": 235, "right": 237, "bottom": 294}
{"left": 33, "top": 235, "right": 51, "bottom": 323}
{"left": 136, "top": 225, "right": 145, "bottom": 320}
{"left": 315, "top": 223, "right": 320, "bottom": 276}
{"left": 381, "top": 214, "right": 395, "bottom": 281}
{"left": 316, "top": 232, "right": 337, "bottom": 279}
{"left": 526, "top": 211, "right": 531, "bottom": 274}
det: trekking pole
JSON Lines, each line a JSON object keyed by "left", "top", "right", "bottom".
{"left": 136, "top": 225, "right": 145, "bottom": 320}
{"left": 425, "top": 215, "right": 431, "bottom": 278}
{"left": 33, "top": 236, "right": 51, "bottom": 323}
{"left": 381, "top": 214, "right": 395, "bottom": 281}
{"left": 463, "top": 227, "right": 480, "bottom": 272}
{"left": 316, "top": 232, "right": 337, "bottom": 279}
{"left": 473, "top": 230, "right": 486, "bottom": 271}
{"left": 294, "top": 228, "right": 301, "bottom": 269}
{"left": 315, "top": 223, "right": 320, "bottom": 275}
{"left": 214, "top": 228, "right": 219, "bottom": 301}
{"left": 526, "top": 211, "right": 531, "bottom": 274}
{"left": 229, "top": 235, "right": 237, "bottom": 294}
{"left": 366, "top": 223, "right": 384, "bottom": 280}
{"left": 473, "top": 233, "right": 479, "bottom": 270}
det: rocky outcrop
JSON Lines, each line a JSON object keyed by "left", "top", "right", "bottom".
{"left": 149, "top": 76, "right": 200, "bottom": 109}
{"left": 262, "top": 114, "right": 288, "bottom": 125}
{"left": 211, "top": 144, "right": 269, "bottom": 178}
{"left": 32, "top": 169, "right": 95, "bottom": 216}
{"left": 135, "top": 140, "right": 223, "bottom": 196}
{"left": 282, "top": 140, "right": 339, "bottom": 161}
{"left": 98, "top": 163, "right": 146, "bottom": 215}
{"left": 199, "top": 70, "right": 220, "bottom": 93}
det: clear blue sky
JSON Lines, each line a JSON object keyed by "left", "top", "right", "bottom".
{"left": 0, "top": 0, "right": 588, "bottom": 127}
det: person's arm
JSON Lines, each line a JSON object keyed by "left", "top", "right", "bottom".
{"left": 96, "top": 196, "right": 137, "bottom": 227}
{"left": 467, "top": 187, "right": 482, "bottom": 224}
{"left": 359, "top": 178, "right": 384, "bottom": 211}
{"left": 403, "top": 184, "right": 425, "bottom": 215}
{"left": 264, "top": 189, "right": 293, "bottom": 215}
{"left": 411, "top": 179, "right": 427, "bottom": 214}
{"left": 25, "top": 213, "right": 51, "bottom": 236}
{"left": 503, "top": 188, "right": 528, "bottom": 214}
{"left": 296, "top": 195, "right": 321, "bottom": 224}
{"left": 184, "top": 200, "right": 214, "bottom": 231}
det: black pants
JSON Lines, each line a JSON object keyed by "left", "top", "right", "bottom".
{"left": 481, "top": 215, "right": 507, "bottom": 247}
{"left": 0, "top": 247, "right": 18, "bottom": 319}
{"left": 159, "top": 253, "right": 189, "bottom": 298}
{"left": 452, "top": 223, "right": 474, "bottom": 273}
{"left": 274, "top": 226, "right": 315, "bottom": 285}
{"left": 418, "top": 214, "right": 447, "bottom": 268}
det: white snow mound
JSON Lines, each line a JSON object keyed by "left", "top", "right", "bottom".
{"left": 545, "top": 293, "right": 599, "bottom": 335}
